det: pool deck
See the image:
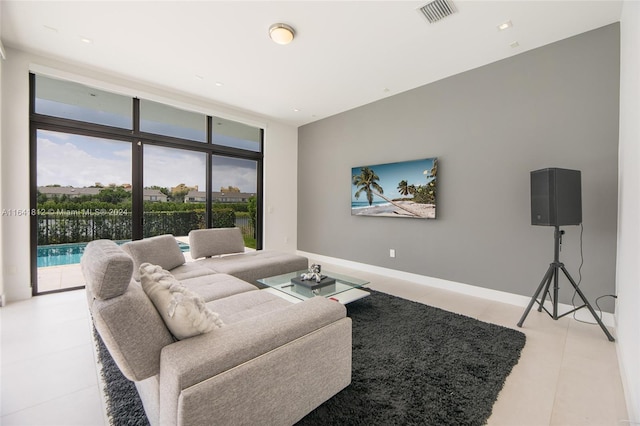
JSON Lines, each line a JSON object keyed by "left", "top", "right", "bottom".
{"left": 38, "top": 236, "right": 194, "bottom": 293}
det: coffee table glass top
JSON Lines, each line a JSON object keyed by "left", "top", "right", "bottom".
{"left": 258, "top": 270, "right": 369, "bottom": 301}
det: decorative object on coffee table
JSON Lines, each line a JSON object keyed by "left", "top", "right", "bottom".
{"left": 259, "top": 269, "right": 369, "bottom": 303}
{"left": 300, "top": 264, "right": 324, "bottom": 282}
{"left": 292, "top": 264, "right": 337, "bottom": 291}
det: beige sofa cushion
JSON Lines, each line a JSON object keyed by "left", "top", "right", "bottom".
{"left": 81, "top": 239, "right": 133, "bottom": 300}
{"left": 198, "top": 251, "right": 309, "bottom": 285}
{"left": 92, "top": 281, "right": 174, "bottom": 381}
{"left": 188, "top": 227, "right": 245, "bottom": 259}
{"left": 205, "top": 290, "right": 292, "bottom": 325}
{"left": 179, "top": 273, "right": 257, "bottom": 302}
{"left": 122, "top": 235, "right": 185, "bottom": 280}
{"left": 140, "top": 263, "right": 223, "bottom": 340}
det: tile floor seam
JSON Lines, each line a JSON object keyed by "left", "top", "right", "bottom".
{"left": 548, "top": 330, "right": 571, "bottom": 426}
{"left": 0, "top": 383, "right": 101, "bottom": 418}
{"left": 1, "top": 340, "right": 95, "bottom": 369}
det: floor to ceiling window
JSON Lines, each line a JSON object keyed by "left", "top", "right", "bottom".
{"left": 212, "top": 155, "right": 258, "bottom": 248}
{"left": 143, "top": 145, "right": 207, "bottom": 238}
{"left": 30, "top": 73, "right": 263, "bottom": 295}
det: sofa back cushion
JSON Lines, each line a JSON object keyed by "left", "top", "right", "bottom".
{"left": 122, "top": 234, "right": 185, "bottom": 280}
{"left": 92, "top": 282, "right": 175, "bottom": 381}
{"left": 188, "top": 227, "right": 244, "bottom": 259}
{"left": 81, "top": 240, "right": 133, "bottom": 300}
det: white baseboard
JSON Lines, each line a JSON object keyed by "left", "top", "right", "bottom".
{"left": 297, "top": 251, "right": 615, "bottom": 328}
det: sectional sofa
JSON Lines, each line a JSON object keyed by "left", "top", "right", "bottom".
{"left": 81, "top": 228, "right": 352, "bottom": 426}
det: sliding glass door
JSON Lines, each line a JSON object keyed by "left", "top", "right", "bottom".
{"left": 35, "top": 130, "right": 132, "bottom": 292}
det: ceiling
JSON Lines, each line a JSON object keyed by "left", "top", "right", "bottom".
{"left": 0, "top": 1, "right": 623, "bottom": 127}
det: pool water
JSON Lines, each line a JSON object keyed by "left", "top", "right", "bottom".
{"left": 37, "top": 240, "right": 190, "bottom": 268}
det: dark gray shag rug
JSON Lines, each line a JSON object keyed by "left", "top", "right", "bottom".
{"left": 94, "top": 290, "right": 525, "bottom": 426}
{"left": 93, "top": 327, "right": 149, "bottom": 426}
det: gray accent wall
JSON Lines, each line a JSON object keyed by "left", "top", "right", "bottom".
{"left": 298, "top": 23, "right": 620, "bottom": 312}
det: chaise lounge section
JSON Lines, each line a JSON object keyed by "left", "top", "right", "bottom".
{"left": 82, "top": 234, "right": 352, "bottom": 425}
{"left": 187, "top": 227, "right": 310, "bottom": 285}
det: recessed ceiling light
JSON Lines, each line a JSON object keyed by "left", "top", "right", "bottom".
{"left": 80, "top": 37, "right": 93, "bottom": 44}
{"left": 215, "top": 82, "right": 224, "bottom": 87}
{"left": 269, "top": 23, "right": 295, "bottom": 45}
{"left": 293, "top": 108, "right": 300, "bottom": 112}
{"left": 497, "top": 20, "right": 512, "bottom": 31}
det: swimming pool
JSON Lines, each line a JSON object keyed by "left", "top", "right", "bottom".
{"left": 37, "top": 240, "right": 190, "bottom": 268}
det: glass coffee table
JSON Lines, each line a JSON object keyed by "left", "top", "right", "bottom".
{"left": 258, "top": 270, "right": 370, "bottom": 304}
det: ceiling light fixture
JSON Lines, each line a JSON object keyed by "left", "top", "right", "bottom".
{"left": 80, "top": 37, "right": 93, "bottom": 44}
{"left": 269, "top": 23, "right": 295, "bottom": 45}
{"left": 497, "top": 20, "right": 513, "bottom": 31}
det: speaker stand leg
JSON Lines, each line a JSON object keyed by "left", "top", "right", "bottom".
{"left": 518, "top": 264, "right": 555, "bottom": 327}
{"left": 559, "top": 265, "right": 615, "bottom": 342}
{"left": 537, "top": 266, "right": 555, "bottom": 313}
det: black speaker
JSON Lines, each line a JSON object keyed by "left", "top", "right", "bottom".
{"left": 530, "top": 168, "right": 582, "bottom": 226}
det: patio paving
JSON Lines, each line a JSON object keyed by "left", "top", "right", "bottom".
{"left": 37, "top": 236, "right": 194, "bottom": 293}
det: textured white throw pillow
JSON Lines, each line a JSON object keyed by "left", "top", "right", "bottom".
{"left": 139, "top": 263, "right": 223, "bottom": 340}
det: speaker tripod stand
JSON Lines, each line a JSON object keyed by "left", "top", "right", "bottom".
{"left": 517, "top": 226, "right": 615, "bottom": 342}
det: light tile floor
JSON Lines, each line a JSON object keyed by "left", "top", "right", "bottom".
{"left": 0, "top": 289, "right": 106, "bottom": 425}
{"left": 1, "top": 262, "right": 630, "bottom": 425}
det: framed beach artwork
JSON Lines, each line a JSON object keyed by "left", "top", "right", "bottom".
{"left": 351, "top": 157, "right": 437, "bottom": 219}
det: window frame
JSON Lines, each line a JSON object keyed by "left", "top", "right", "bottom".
{"left": 29, "top": 73, "right": 264, "bottom": 295}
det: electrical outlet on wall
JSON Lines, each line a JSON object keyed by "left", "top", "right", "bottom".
{"left": 389, "top": 249, "right": 396, "bottom": 258}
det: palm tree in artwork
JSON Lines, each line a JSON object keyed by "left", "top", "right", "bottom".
{"left": 353, "top": 167, "right": 420, "bottom": 217}
{"left": 353, "top": 167, "right": 383, "bottom": 206}
{"left": 398, "top": 180, "right": 417, "bottom": 198}
{"left": 397, "top": 180, "right": 410, "bottom": 197}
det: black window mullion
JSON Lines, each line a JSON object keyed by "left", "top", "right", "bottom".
{"left": 256, "top": 132, "right": 264, "bottom": 250}
{"left": 29, "top": 73, "right": 38, "bottom": 295}
{"left": 30, "top": 114, "right": 135, "bottom": 142}
{"left": 132, "top": 98, "right": 143, "bottom": 240}
{"left": 206, "top": 117, "right": 213, "bottom": 228}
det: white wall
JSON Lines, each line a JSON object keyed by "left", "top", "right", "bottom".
{"left": 0, "top": 47, "right": 298, "bottom": 303}
{"left": 263, "top": 121, "right": 298, "bottom": 252}
{"left": 0, "top": 35, "right": 4, "bottom": 306}
{"left": 1, "top": 48, "right": 30, "bottom": 302}
{"left": 616, "top": 2, "right": 640, "bottom": 422}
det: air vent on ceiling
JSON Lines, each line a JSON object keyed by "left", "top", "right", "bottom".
{"left": 419, "top": 0, "right": 457, "bottom": 24}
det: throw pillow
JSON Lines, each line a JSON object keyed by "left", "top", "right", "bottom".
{"left": 139, "top": 263, "right": 223, "bottom": 340}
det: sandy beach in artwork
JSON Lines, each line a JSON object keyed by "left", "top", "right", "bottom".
{"left": 352, "top": 201, "right": 435, "bottom": 218}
